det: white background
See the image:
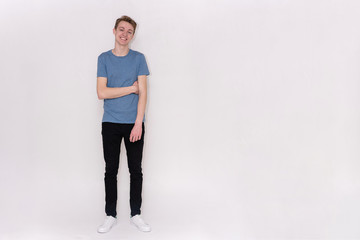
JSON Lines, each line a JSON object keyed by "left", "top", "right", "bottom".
{"left": 1, "top": 0, "right": 360, "bottom": 239}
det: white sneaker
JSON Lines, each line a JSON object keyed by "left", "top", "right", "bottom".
{"left": 130, "top": 215, "right": 151, "bottom": 232}
{"left": 97, "top": 216, "right": 117, "bottom": 233}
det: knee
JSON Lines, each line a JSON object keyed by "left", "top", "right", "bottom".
{"left": 105, "top": 167, "right": 119, "bottom": 177}
{"left": 130, "top": 171, "right": 143, "bottom": 179}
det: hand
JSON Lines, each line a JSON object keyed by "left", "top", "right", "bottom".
{"left": 132, "top": 81, "right": 139, "bottom": 94}
{"left": 129, "top": 123, "right": 142, "bottom": 142}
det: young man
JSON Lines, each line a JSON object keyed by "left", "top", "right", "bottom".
{"left": 96, "top": 16, "right": 151, "bottom": 233}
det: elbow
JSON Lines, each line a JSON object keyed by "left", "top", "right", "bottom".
{"left": 97, "top": 86, "right": 108, "bottom": 100}
{"left": 97, "top": 90, "right": 105, "bottom": 100}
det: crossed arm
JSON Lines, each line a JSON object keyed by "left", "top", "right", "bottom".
{"left": 97, "top": 75, "right": 147, "bottom": 142}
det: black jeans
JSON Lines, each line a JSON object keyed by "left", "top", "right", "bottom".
{"left": 101, "top": 122, "right": 145, "bottom": 217}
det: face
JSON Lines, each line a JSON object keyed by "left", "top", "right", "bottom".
{"left": 113, "top": 21, "right": 134, "bottom": 46}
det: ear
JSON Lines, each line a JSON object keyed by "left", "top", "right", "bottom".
{"left": 113, "top": 28, "right": 116, "bottom": 35}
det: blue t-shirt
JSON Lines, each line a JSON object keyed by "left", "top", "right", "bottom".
{"left": 97, "top": 49, "right": 150, "bottom": 123}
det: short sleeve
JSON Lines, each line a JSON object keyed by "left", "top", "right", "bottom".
{"left": 97, "top": 55, "right": 107, "bottom": 78}
{"left": 138, "top": 54, "right": 150, "bottom": 76}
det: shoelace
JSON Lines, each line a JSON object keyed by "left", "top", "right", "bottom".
{"left": 104, "top": 217, "right": 115, "bottom": 225}
{"left": 134, "top": 217, "right": 147, "bottom": 225}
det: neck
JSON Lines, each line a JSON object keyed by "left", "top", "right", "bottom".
{"left": 112, "top": 45, "right": 130, "bottom": 56}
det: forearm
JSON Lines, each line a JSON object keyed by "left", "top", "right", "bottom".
{"left": 135, "top": 90, "right": 147, "bottom": 125}
{"left": 98, "top": 86, "right": 136, "bottom": 100}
